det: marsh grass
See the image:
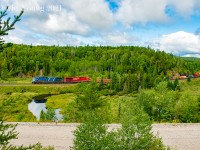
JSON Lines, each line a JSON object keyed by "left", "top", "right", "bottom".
{"left": 0, "top": 84, "right": 76, "bottom": 122}
{"left": 0, "top": 78, "right": 200, "bottom": 122}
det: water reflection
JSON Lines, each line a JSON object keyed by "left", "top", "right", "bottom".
{"left": 28, "top": 100, "right": 63, "bottom": 121}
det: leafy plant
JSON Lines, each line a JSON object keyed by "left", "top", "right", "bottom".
{"left": 72, "top": 101, "right": 166, "bottom": 150}
{"left": 64, "top": 82, "right": 109, "bottom": 122}
{"left": 0, "top": 120, "right": 54, "bottom": 149}
{"left": 40, "top": 108, "right": 57, "bottom": 122}
{"left": 0, "top": 121, "right": 18, "bottom": 147}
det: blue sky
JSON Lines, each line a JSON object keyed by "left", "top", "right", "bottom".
{"left": 1, "top": 0, "right": 200, "bottom": 57}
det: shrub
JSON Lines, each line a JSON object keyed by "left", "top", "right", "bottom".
{"left": 0, "top": 120, "right": 54, "bottom": 150}
{"left": 72, "top": 101, "right": 166, "bottom": 150}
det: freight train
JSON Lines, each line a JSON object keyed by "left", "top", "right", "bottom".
{"left": 32, "top": 76, "right": 90, "bottom": 84}
{"left": 170, "top": 72, "right": 200, "bottom": 80}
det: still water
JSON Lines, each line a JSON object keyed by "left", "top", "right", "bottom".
{"left": 28, "top": 100, "right": 63, "bottom": 121}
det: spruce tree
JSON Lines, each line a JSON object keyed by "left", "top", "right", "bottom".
{"left": 0, "top": 7, "right": 23, "bottom": 52}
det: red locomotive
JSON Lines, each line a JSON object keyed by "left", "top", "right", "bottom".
{"left": 64, "top": 77, "right": 90, "bottom": 83}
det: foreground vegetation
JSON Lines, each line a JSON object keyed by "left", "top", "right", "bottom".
{"left": 0, "top": 121, "right": 54, "bottom": 150}
{"left": 73, "top": 107, "right": 166, "bottom": 150}
{"left": 0, "top": 77, "right": 199, "bottom": 123}
{"left": 0, "top": 43, "right": 200, "bottom": 123}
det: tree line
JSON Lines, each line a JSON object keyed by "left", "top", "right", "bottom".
{"left": 1, "top": 44, "right": 200, "bottom": 91}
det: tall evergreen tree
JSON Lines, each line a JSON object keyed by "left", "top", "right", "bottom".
{"left": 0, "top": 7, "right": 23, "bottom": 52}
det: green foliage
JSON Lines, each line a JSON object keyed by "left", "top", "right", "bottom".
{"left": 0, "top": 121, "right": 54, "bottom": 150}
{"left": 1, "top": 44, "right": 199, "bottom": 91}
{"left": 167, "top": 79, "right": 180, "bottom": 91}
{"left": 0, "top": 93, "right": 36, "bottom": 122}
{"left": 0, "top": 85, "right": 75, "bottom": 122}
{"left": 72, "top": 112, "right": 107, "bottom": 150}
{"left": 174, "top": 93, "right": 199, "bottom": 122}
{"left": 72, "top": 102, "right": 166, "bottom": 150}
{"left": 0, "top": 7, "right": 23, "bottom": 52}
{"left": 75, "top": 82, "right": 103, "bottom": 111}
{"left": 139, "top": 81, "right": 200, "bottom": 122}
{"left": 63, "top": 82, "right": 111, "bottom": 122}
{"left": 139, "top": 82, "right": 177, "bottom": 122}
{"left": 173, "top": 78, "right": 180, "bottom": 91}
{"left": 0, "top": 121, "right": 18, "bottom": 147}
{"left": 40, "top": 108, "right": 57, "bottom": 122}
{"left": 187, "top": 76, "right": 191, "bottom": 82}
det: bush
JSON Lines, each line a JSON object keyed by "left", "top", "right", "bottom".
{"left": 63, "top": 82, "right": 111, "bottom": 123}
{"left": 40, "top": 108, "right": 57, "bottom": 122}
{"left": 72, "top": 101, "right": 166, "bottom": 150}
{"left": 0, "top": 120, "right": 54, "bottom": 150}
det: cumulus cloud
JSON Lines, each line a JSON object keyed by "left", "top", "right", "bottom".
{"left": 103, "top": 32, "right": 138, "bottom": 45}
{"left": 4, "top": 26, "right": 86, "bottom": 46}
{"left": 152, "top": 31, "right": 200, "bottom": 56}
{"left": 169, "top": 0, "right": 200, "bottom": 17}
{"left": 116, "top": 0, "right": 200, "bottom": 25}
{"left": 61, "top": 0, "right": 115, "bottom": 30}
{"left": 4, "top": 35, "right": 23, "bottom": 44}
{"left": 1, "top": 0, "right": 114, "bottom": 36}
{"left": 116, "top": 0, "right": 169, "bottom": 25}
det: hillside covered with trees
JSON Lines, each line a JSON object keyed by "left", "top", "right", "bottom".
{"left": 1, "top": 44, "right": 200, "bottom": 91}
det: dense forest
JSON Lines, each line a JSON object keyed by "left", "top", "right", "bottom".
{"left": 0, "top": 45, "right": 200, "bottom": 124}
{"left": 1, "top": 44, "right": 200, "bottom": 91}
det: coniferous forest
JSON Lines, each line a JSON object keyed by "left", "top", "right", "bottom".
{"left": 1, "top": 44, "right": 200, "bottom": 91}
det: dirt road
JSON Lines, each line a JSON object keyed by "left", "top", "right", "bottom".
{"left": 10, "top": 123, "right": 200, "bottom": 150}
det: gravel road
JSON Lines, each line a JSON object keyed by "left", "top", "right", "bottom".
{"left": 9, "top": 123, "right": 200, "bottom": 150}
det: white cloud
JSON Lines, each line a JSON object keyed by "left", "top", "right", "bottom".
{"left": 182, "top": 54, "right": 200, "bottom": 58}
{"left": 45, "top": 11, "right": 89, "bottom": 35}
{"left": 4, "top": 35, "right": 23, "bottom": 44}
{"left": 116, "top": 0, "right": 200, "bottom": 25}
{"left": 61, "top": 0, "right": 114, "bottom": 30}
{"left": 116, "top": 0, "right": 169, "bottom": 25}
{"left": 103, "top": 32, "right": 137, "bottom": 45}
{"left": 1, "top": 0, "right": 114, "bottom": 36}
{"left": 169, "top": 0, "right": 200, "bottom": 17}
{"left": 153, "top": 31, "right": 200, "bottom": 56}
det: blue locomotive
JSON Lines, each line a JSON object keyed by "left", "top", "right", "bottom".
{"left": 32, "top": 77, "right": 63, "bottom": 84}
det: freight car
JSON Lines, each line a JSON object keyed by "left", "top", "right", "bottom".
{"left": 194, "top": 72, "right": 200, "bottom": 78}
{"left": 170, "top": 72, "right": 200, "bottom": 80}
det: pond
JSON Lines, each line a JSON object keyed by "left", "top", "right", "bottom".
{"left": 28, "top": 99, "right": 63, "bottom": 121}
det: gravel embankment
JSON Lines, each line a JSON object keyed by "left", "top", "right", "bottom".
{"left": 9, "top": 123, "right": 200, "bottom": 150}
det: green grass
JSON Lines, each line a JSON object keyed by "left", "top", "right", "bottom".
{"left": 46, "top": 93, "right": 76, "bottom": 109}
{"left": 0, "top": 84, "right": 77, "bottom": 122}
{"left": 0, "top": 77, "right": 32, "bottom": 84}
{"left": 0, "top": 78, "right": 199, "bottom": 122}
{"left": 0, "top": 93, "right": 36, "bottom": 122}
{"left": 179, "top": 78, "right": 200, "bottom": 97}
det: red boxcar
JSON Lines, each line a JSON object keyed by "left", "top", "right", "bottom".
{"left": 64, "top": 77, "right": 90, "bottom": 83}
{"left": 194, "top": 72, "right": 200, "bottom": 78}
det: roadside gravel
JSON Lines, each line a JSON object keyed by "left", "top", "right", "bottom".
{"left": 9, "top": 122, "right": 200, "bottom": 150}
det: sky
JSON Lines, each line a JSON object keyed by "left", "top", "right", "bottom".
{"left": 1, "top": 0, "right": 200, "bottom": 57}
